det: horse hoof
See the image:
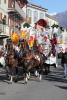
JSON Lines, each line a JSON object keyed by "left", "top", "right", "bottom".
{"left": 24, "top": 81, "right": 27, "bottom": 84}
{"left": 25, "top": 77, "right": 28, "bottom": 83}
{"left": 14, "top": 79, "right": 18, "bottom": 83}
{"left": 9, "top": 81, "right": 12, "bottom": 84}
{"left": 39, "top": 75, "right": 42, "bottom": 81}
{"left": 35, "top": 70, "right": 37, "bottom": 76}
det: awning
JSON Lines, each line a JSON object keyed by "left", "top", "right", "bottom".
{"left": 8, "top": 11, "right": 22, "bottom": 20}
{"left": 0, "top": 35, "right": 9, "bottom": 39}
{"left": 8, "top": 1, "right": 26, "bottom": 20}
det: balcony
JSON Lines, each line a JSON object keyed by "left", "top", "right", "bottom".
{"left": 0, "top": 23, "right": 10, "bottom": 37}
{"left": 8, "top": 1, "right": 26, "bottom": 19}
{"left": 15, "top": 1, "right": 26, "bottom": 18}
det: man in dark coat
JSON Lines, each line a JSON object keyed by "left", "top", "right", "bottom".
{"left": 58, "top": 48, "right": 64, "bottom": 67}
{"left": 62, "top": 48, "right": 67, "bottom": 78}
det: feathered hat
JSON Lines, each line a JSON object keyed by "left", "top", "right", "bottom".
{"left": 35, "top": 19, "right": 47, "bottom": 27}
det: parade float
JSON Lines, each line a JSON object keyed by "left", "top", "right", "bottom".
{"left": 11, "top": 32, "right": 20, "bottom": 44}
{"left": 10, "top": 19, "right": 51, "bottom": 53}
{"left": 20, "top": 30, "right": 27, "bottom": 40}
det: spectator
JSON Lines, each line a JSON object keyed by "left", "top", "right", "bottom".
{"left": 58, "top": 48, "right": 64, "bottom": 67}
{"left": 62, "top": 48, "right": 67, "bottom": 78}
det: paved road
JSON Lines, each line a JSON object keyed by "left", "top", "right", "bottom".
{"left": 0, "top": 66, "right": 67, "bottom": 100}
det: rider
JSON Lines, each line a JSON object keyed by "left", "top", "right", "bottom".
{"left": 34, "top": 19, "right": 48, "bottom": 53}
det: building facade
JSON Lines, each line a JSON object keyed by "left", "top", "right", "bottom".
{"left": 0, "top": 0, "right": 28, "bottom": 46}
{"left": 26, "top": 3, "right": 48, "bottom": 26}
{"left": 45, "top": 13, "right": 58, "bottom": 27}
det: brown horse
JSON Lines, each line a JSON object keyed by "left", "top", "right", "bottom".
{"left": 20, "top": 50, "right": 46, "bottom": 82}
{"left": 5, "top": 51, "right": 18, "bottom": 83}
{"left": 5, "top": 40, "right": 18, "bottom": 83}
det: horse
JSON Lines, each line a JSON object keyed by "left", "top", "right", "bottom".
{"left": 19, "top": 49, "right": 46, "bottom": 83}
{"left": 5, "top": 40, "right": 18, "bottom": 83}
{"left": 5, "top": 51, "right": 18, "bottom": 83}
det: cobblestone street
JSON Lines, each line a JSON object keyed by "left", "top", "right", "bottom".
{"left": 0, "top": 65, "right": 67, "bottom": 100}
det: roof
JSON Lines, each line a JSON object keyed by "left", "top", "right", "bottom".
{"left": 45, "top": 13, "right": 58, "bottom": 22}
{"left": 27, "top": 0, "right": 48, "bottom": 11}
{"left": 0, "top": 35, "right": 9, "bottom": 39}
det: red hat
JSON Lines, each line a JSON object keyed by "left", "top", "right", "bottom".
{"left": 35, "top": 19, "right": 47, "bottom": 27}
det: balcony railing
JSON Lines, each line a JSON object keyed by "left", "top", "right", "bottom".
{"left": 8, "top": 1, "right": 26, "bottom": 18}
{"left": 0, "top": 23, "right": 10, "bottom": 36}
{"left": 15, "top": 1, "right": 26, "bottom": 18}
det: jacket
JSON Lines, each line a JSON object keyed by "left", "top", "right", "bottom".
{"left": 62, "top": 52, "right": 67, "bottom": 63}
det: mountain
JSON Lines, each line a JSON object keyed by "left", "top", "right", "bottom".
{"left": 53, "top": 11, "right": 67, "bottom": 29}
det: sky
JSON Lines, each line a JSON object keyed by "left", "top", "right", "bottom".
{"left": 29, "top": 0, "right": 67, "bottom": 13}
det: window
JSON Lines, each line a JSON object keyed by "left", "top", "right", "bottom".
{"left": 27, "top": 9, "right": 32, "bottom": 24}
{"left": 39, "top": 12, "right": 44, "bottom": 19}
{"left": 4, "top": 0, "right": 6, "bottom": 4}
{"left": 27, "top": 9, "right": 32, "bottom": 17}
{"left": 0, "top": 0, "right": 1, "bottom": 4}
{"left": 33, "top": 11, "right": 38, "bottom": 23}
{"left": 0, "top": 39, "right": 3, "bottom": 45}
